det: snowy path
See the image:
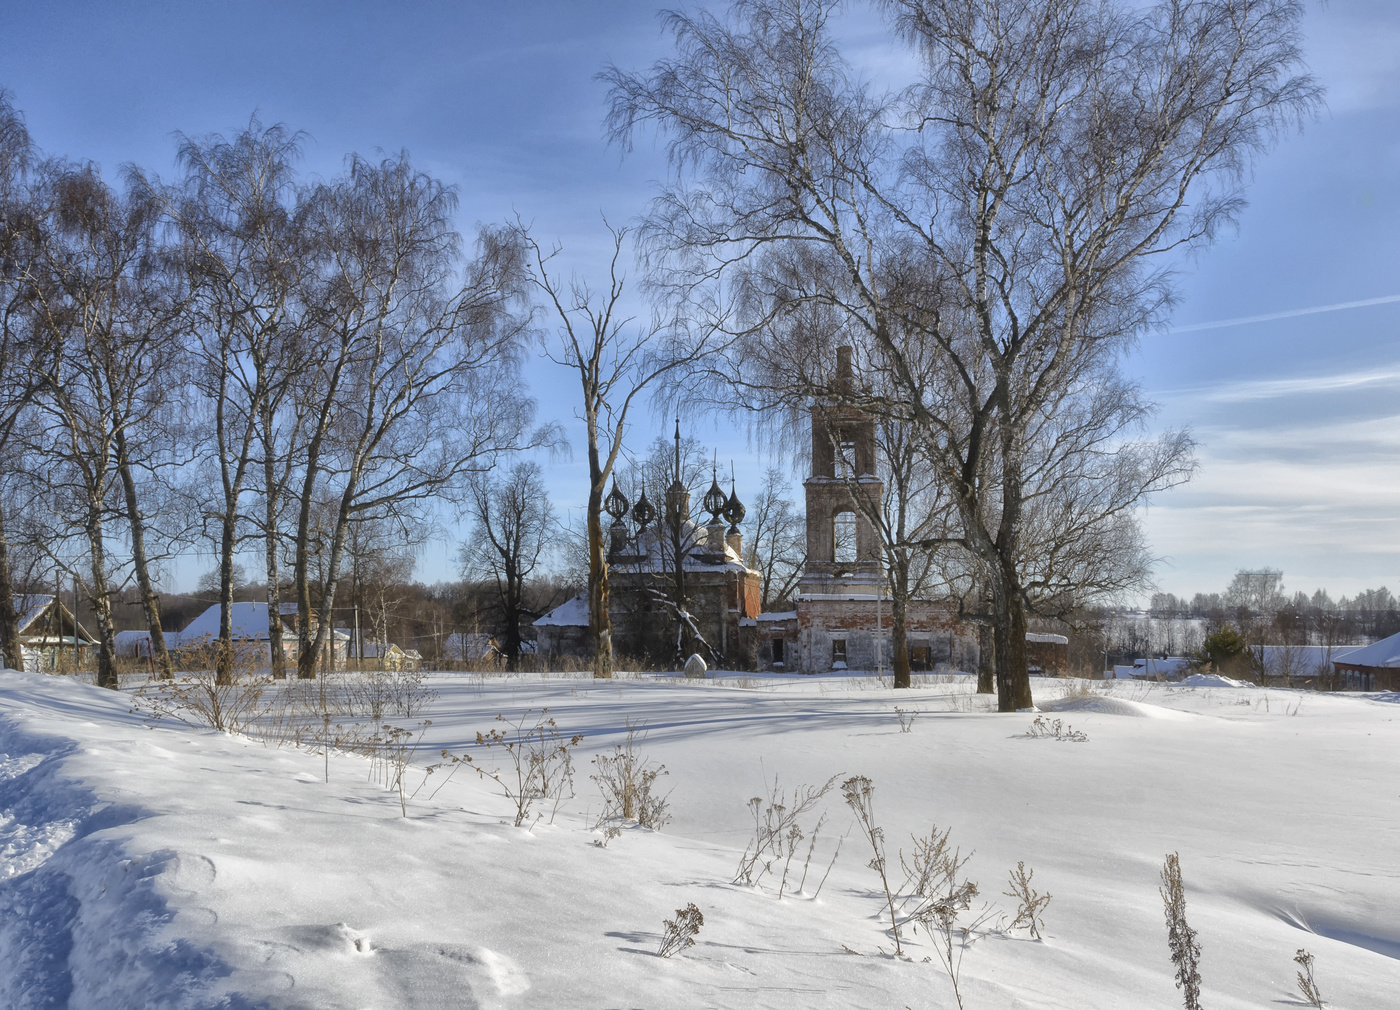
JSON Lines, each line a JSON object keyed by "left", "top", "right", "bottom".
{"left": 0, "top": 670, "right": 1397, "bottom": 1008}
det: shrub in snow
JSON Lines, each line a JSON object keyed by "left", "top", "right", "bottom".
{"left": 902, "top": 823, "right": 981, "bottom": 1008}
{"left": 454, "top": 709, "right": 583, "bottom": 827}
{"left": 368, "top": 720, "right": 433, "bottom": 816}
{"left": 1003, "top": 861, "right": 1051, "bottom": 940}
{"left": 1195, "top": 625, "right": 1253, "bottom": 680}
{"left": 1025, "top": 715, "right": 1088, "bottom": 742}
{"left": 1294, "top": 948, "right": 1325, "bottom": 1008}
{"left": 1160, "top": 851, "right": 1203, "bottom": 1010}
{"left": 591, "top": 719, "right": 671, "bottom": 831}
{"left": 132, "top": 672, "right": 273, "bottom": 736}
{"left": 895, "top": 707, "right": 917, "bottom": 733}
{"left": 342, "top": 664, "right": 438, "bottom": 721}
{"left": 733, "top": 773, "right": 842, "bottom": 898}
{"left": 657, "top": 903, "right": 704, "bottom": 958}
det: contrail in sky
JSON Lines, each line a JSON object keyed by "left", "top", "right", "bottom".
{"left": 1170, "top": 294, "right": 1400, "bottom": 333}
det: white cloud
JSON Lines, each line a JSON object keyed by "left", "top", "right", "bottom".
{"left": 1172, "top": 367, "right": 1400, "bottom": 404}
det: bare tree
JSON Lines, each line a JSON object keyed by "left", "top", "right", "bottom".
{"left": 0, "top": 90, "right": 38, "bottom": 670}
{"left": 463, "top": 460, "right": 558, "bottom": 669}
{"left": 743, "top": 467, "right": 804, "bottom": 609}
{"left": 25, "top": 164, "right": 172, "bottom": 688}
{"left": 341, "top": 512, "right": 423, "bottom": 664}
{"left": 604, "top": 0, "right": 1316, "bottom": 710}
{"left": 521, "top": 222, "right": 719, "bottom": 678}
{"left": 288, "top": 154, "right": 538, "bottom": 679}
{"left": 167, "top": 120, "right": 311, "bottom": 681}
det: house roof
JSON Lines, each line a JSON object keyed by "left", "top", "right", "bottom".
{"left": 177, "top": 602, "right": 273, "bottom": 643}
{"left": 534, "top": 595, "right": 589, "bottom": 628}
{"left": 1332, "top": 632, "right": 1400, "bottom": 670}
{"left": 13, "top": 594, "right": 96, "bottom": 644}
{"left": 15, "top": 595, "right": 55, "bottom": 634}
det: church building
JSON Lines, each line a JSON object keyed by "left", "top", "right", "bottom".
{"left": 535, "top": 347, "right": 978, "bottom": 673}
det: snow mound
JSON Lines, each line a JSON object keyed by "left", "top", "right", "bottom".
{"left": 1038, "top": 695, "right": 1189, "bottom": 719}
{"left": 1181, "top": 673, "right": 1247, "bottom": 688}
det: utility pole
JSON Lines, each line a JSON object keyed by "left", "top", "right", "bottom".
{"left": 71, "top": 573, "right": 79, "bottom": 672}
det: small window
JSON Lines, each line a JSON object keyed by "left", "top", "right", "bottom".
{"left": 909, "top": 643, "right": 931, "bottom": 671}
{"left": 833, "top": 512, "right": 857, "bottom": 564}
{"left": 832, "top": 639, "right": 847, "bottom": 663}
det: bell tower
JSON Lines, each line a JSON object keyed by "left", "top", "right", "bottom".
{"left": 799, "top": 346, "right": 884, "bottom": 596}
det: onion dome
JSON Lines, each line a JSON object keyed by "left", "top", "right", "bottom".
{"left": 631, "top": 487, "right": 656, "bottom": 531}
{"left": 702, "top": 467, "right": 727, "bottom": 522}
{"left": 723, "top": 487, "right": 746, "bottom": 531}
{"left": 604, "top": 481, "right": 630, "bottom": 521}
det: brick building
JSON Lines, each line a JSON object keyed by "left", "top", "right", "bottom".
{"left": 534, "top": 422, "right": 763, "bottom": 668}
{"left": 752, "top": 347, "right": 976, "bottom": 674}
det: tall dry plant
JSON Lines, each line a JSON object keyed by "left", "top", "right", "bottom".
{"left": 1161, "top": 851, "right": 1203, "bottom": 1010}
{"left": 841, "top": 775, "right": 901, "bottom": 955}
{"left": 734, "top": 773, "right": 841, "bottom": 898}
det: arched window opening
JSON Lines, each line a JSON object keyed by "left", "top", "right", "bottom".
{"left": 833, "top": 511, "right": 858, "bottom": 565}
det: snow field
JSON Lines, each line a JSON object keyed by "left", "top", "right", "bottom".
{"left": 0, "top": 669, "right": 1397, "bottom": 1008}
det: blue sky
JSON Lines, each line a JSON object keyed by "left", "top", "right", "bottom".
{"left": 3, "top": 0, "right": 1397, "bottom": 601}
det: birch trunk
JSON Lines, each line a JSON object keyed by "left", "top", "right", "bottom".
{"left": 113, "top": 428, "right": 173, "bottom": 679}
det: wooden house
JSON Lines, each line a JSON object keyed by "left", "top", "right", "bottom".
{"left": 12, "top": 595, "right": 96, "bottom": 673}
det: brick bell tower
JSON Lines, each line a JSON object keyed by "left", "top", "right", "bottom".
{"left": 798, "top": 346, "right": 884, "bottom": 597}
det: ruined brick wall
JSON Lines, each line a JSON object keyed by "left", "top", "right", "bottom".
{"left": 794, "top": 598, "right": 976, "bottom": 674}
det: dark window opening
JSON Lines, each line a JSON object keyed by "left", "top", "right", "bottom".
{"left": 909, "top": 643, "right": 931, "bottom": 671}
{"left": 833, "top": 512, "right": 857, "bottom": 564}
{"left": 832, "top": 639, "right": 847, "bottom": 664}
{"left": 772, "top": 638, "right": 785, "bottom": 665}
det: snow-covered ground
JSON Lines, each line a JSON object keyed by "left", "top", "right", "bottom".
{"left": 1, "top": 668, "right": 1397, "bottom": 1008}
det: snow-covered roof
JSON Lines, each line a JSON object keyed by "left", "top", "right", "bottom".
{"left": 443, "top": 632, "right": 500, "bottom": 660}
{"left": 756, "top": 610, "right": 798, "bottom": 622}
{"left": 114, "top": 630, "right": 151, "bottom": 645}
{"left": 177, "top": 602, "right": 273, "bottom": 643}
{"left": 1332, "top": 632, "right": 1400, "bottom": 670}
{"left": 1133, "top": 657, "right": 1191, "bottom": 675}
{"left": 1026, "top": 633, "right": 1069, "bottom": 645}
{"left": 15, "top": 595, "right": 55, "bottom": 634}
{"left": 362, "top": 642, "right": 403, "bottom": 658}
{"left": 339, "top": 631, "right": 401, "bottom": 657}
{"left": 534, "top": 595, "right": 589, "bottom": 628}
{"left": 612, "top": 522, "right": 759, "bottom": 577}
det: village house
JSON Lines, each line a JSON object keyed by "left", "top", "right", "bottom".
{"left": 11, "top": 595, "right": 96, "bottom": 673}
{"left": 174, "top": 602, "right": 348, "bottom": 670}
{"left": 1331, "top": 632, "right": 1400, "bottom": 691}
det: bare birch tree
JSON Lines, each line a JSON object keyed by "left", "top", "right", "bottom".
{"left": 26, "top": 165, "right": 171, "bottom": 688}
{"left": 0, "top": 90, "right": 38, "bottom": 671}
{"left": 520, "top": 222, "right": 716, "bottom": 678}
{"left": 604, "top": 0, "right": 1317, "bottom": 710}
{"left": 288, "top": 153, "right": 537, "bottom": 679}
{"left": 167, "top": 120, "right": 309, "bottom": 681}
{"left": 743, "top": 468, "right": 805, "bottom": 609}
